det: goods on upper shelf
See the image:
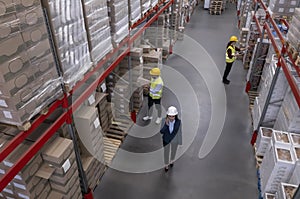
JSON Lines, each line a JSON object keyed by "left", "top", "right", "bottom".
{"left": 0, "top": 1, "right": 63, "bottom": 127}
{"left": 247, "top": 38, "right": 270, "bottom": 91}
{"left": 128, "top": 0, "right": 142, "bottom": 25}
{"left": 287, "top": 8, "right": 300, "bottom": 53}
{"left": 267, "top": 0, "right": 300, "bottom": 18}
{"left": 42, "top": 0, "right": 93, "bottom": 89}
{"left": 108, "top": 0, "right": 130, "bottom": 46}
{"left": 82, "top": 0, "right": 114, "bottom": 63}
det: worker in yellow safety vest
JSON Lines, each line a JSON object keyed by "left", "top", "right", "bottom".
{"left": 222, "top": 35, "right": 244, "bottom": 85}
{"left": 143, "top": 67, "right": 164, "bottom": 124}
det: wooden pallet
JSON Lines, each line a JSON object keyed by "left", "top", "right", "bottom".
{"left": 253, "top": 144, "right": 264, "bottom": 168}
{"left": 103, "top": 137, "right": 121, "bottom": 165}
{"left": 209, "top": 10, "right": 222, "bottom": 15}
{"left": 248, "top": 91, "right": 259, "bottom": 106}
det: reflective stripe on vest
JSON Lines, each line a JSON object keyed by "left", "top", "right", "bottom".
{"left": 225, "top": 46, "right": 236, "bottom": 63}
{"left": 149, "top": 77, "right": 163, "bottom": 99}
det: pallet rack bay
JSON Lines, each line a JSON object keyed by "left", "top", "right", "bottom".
{"left": 0, "top": 0, "right": 177, "bottom": 198}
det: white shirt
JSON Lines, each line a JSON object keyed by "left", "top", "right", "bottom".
{"left": 169, "top": 120, "right": 175, "bottom": 134}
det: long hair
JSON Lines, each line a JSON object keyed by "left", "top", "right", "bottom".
{"left": 226, "top": 41, "right": 235, "bottom": 48}
{"left": 166, "top": 115, "right": 179, "bottom": 121}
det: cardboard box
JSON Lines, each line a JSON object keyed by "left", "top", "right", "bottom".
{"left": 0, "top": 32, "right": 25, "bottom": 60}
{"left": 289, "top": 133, "right": 300, "bottom": 146}
{"left": 47, "top": 190, "right": 64, "bottom": 199}
{"left": 16, "top": 6, "right": 45, "bottom": 29}
{"left": 0, "top": 51, "right": 30, "bottom": 83}
{"left": 21, "top": 23, "right": 49, "bottom": 48}
{"left": 50, "top": 162, "right": 78, "bottom": 186}
{"left": 42, "top": 137, "right": 73, "bottom": 166}
{"left": 272, "top": 131, "right": 292, "bottom": 148}
{"left": 27, "top": 39, "right": 52, "bottom": 62}
{"left": 0, "top": 13, "right": 20, "bottom": 41}
{"left": 52, "top": 152, "right": 76, "bottom": 176}
{"left": 264, "top": 193, "right": 277, "bottom": 199}
{"left": 278, "top": 182, "right": 298, "bottom": 199}
{"left": 50, "top": 172, "right": 80, "bottom": 194}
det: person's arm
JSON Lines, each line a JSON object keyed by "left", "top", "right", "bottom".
{"left": 176, "top": 120, "right": 182, "bottom": 145}
{"left": 227, "top": 48, "right": 234, "bottom": 59}
{"left": 160, "top": 118, "right": 169, "bottom": 134}
{"left": 150, "top": 83, "right": 162, "bottom": 94}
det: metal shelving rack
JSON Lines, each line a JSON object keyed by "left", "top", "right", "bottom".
{"left": 0, "top": 1, "right": 174, "bottom": 198}
{"left": 249, "top": 0, "right": 300, "bottom": 143}
{"left": 247, "top": 0, "right": 300, "bottom": 198}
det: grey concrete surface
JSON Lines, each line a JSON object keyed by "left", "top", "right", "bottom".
{"left": 93, "top": 3, "right": 259, "bottom": 199}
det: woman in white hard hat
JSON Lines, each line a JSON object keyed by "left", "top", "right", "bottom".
{"left": 160, "top": 106, "right": 182, "bottom": 172}
{"left": 222, "top": 35, "right": 243, "bottom": 84}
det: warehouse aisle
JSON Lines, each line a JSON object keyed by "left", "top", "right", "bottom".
{"left": 94, "top": 3, "right": 259, "bottom": 199}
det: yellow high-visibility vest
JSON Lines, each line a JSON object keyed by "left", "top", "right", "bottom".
{"left": 149, "top": 77, "right": 163, "bottom": 99}
{"left": 226, "top": 46, "right": 236, "bottom": 63}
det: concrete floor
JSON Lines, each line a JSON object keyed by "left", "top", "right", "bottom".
{"left": 94, "top": 3, "right": 259, "bottom": 199}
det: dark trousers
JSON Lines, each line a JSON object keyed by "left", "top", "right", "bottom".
{"left": 223, "top": 62, "right": 233, "bottom": 81}
{"left": 148, "top": 95, "right": 162, "bottom": 117}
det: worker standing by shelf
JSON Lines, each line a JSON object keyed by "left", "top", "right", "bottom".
{"left": 143, "top": 67, "right": 164, "bottom": 124}
{"left": 222, "top": 35, "right": 244, "bottom": 84}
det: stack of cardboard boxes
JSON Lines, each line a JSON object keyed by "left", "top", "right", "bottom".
{"left": 260, "top": 130, "right": 300, "bottom": 195}
{"left": 0, "top": 135, "right": 51, "bottom": 199}
{"left": 141, "top": 0, "right": 151, "bottom": 15}
{"left": 0, "top": 1, "right": 63, "bottom": 127}
{"left": 144, "top": 15, "right": 165, "bottom": 48}
{"left": 256, "top": 127, "right": 273, "bottom": 157}
{"left": 82, "top": 0, "right": 113, "bottom": 63}
{"left": 274, "top": 86, "right": 300, "bottom": 133}
{"left": 257, "top": 59, "right": 288, "bottom": 127}
{"left": 108, "top": 0, "right": 129, "bottom": 46}
{"left": 287, "top": 8, "right": 300, "bottom": 52}
{"left": 128, "top": 0, "right": 142, "bottom": 25}
{"left": 247, "top": 38, "right": 270, "bottom": 91}
{"left": 74, "top": 106, "right": 105, "bottom": 163}
{"left": 41, "top": 137, "right": 82, "bottom": 199}
{"left": 268, "top": 0, "right": 300, "bottom": 17}
{"left": 41, "top": 0, "right": 92, "bottom": 89}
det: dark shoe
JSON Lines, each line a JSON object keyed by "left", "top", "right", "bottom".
{"left": 170, "top": 163, "right": 174, "bottom": 168}
{"left": 222, "top": 79, "right": 230, "bottom": 84}
{"left": 164, "top": 166, "right": 169, "bottom": 172}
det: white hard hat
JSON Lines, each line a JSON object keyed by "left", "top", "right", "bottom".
{"left": 166, "top": 106, "right": 178, "bottom": 116}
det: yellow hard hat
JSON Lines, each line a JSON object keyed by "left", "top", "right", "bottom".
{"left": 150, "top": 67, "right": 160, "bottom": 76}
{"left": 230, "top": 36, "right": 238, "bottom": 42}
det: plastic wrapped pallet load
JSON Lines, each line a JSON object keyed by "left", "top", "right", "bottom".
{"left": 128, "top": 0, "right": 141, "bottom": 25}
{"left": 0, "top": 1, "right": 63, "bottom": 127}
{"left": 82, "top": 0, "right": 113, "bottom": 63}
{"left": 108, "top": 0, "right": 129, "bottom": 46}
{"left": 41, "top": 0, "right": 93, "bottom": 89}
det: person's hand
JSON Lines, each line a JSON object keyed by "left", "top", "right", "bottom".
{"left": 165, "top": 118, "right": 169, "bottom": 126}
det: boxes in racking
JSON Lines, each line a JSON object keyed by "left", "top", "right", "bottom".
{"left": 289, "top": 133, "right": 300, "bottom": 146}
{"left": 260, "top": 145, "right": 296, "bottom": 194}
{"left": 82, "top": 0, "right": 113, "bottom": 63}
{"left": 264, "top": 193, "right": 277, "bottom": 199}
{"left": 41, "top": 137, "right": 73, "bottom": 166}
{"left": 272, "top": 131, "right": 292, "bottom": 148}
{"left": 277, "top": 182, "right": 298, "bottom": 199}
{"left": 256, "top": 127, "right": 273, "bottom": 156}
{"left": 41, "top": 0, "right": 92, "bottom": 89}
